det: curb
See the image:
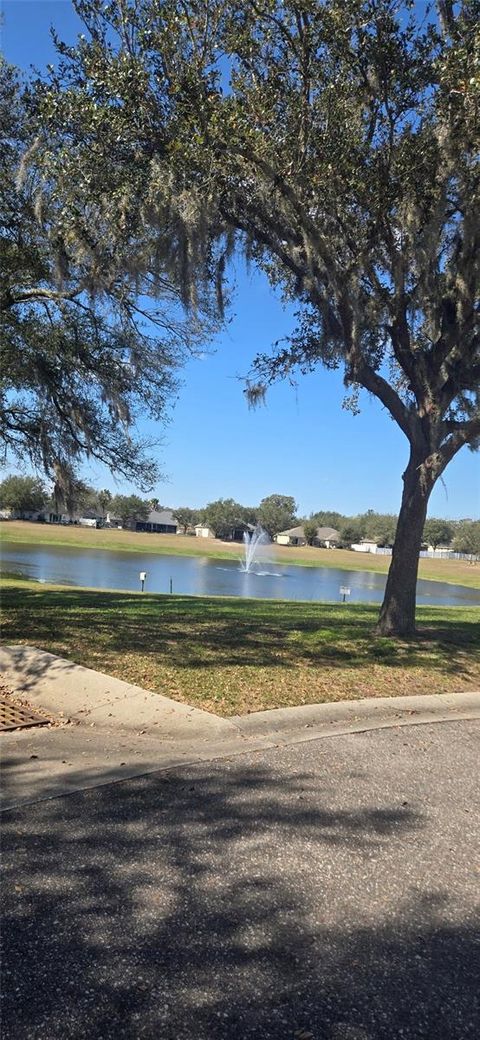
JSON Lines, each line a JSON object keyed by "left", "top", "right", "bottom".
{"left": 229, "top": 691, "right": 480, "bottom": 746}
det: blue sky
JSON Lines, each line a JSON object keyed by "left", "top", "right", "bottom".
{"left": 2, "top": 0, "right": 479, "bottom": 519}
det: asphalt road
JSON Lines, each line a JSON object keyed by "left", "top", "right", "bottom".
{"left": 1, "top": 720, "right": 479, "bottom": 1040}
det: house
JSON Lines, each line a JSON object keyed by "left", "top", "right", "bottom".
{"left": 275, "top": 526, "right": 307, "bottom": 546}
{"left": 134, "top": 509, "right": 179, "bottom": 534}
{"left": 275, "top": 525, "right": 340, "bottom": 548}
{"left": 0, "top": 506, "right": 68, "bottom": 524}
{"left": 195, "top": 522, "right": 253, "bottom": 542}
{"left": 78, "top": 514, "right": 101, "bottom": 528}
{"left": 315, "top": 526, "right": 340, "bottom": 548}
{"left": 220, "top": 523, "right": 253, "bottom": 542}
{"left": 195, "top": 524, "right": 215, "bottom": 539}
{"left": 105, "top": 512, "right": 122, "bottom": 528}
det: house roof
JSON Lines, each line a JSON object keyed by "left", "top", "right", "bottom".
{"left": 316, "top": 526, "right": 340, "bottom": 540}
{"left": 147, "top": 509, "right": 178, "bottom": 525}
{"left": 277, "top": 525, "right": 341, "bottom": 540}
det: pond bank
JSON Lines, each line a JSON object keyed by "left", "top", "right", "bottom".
{"left": 2, "top": 520, "right": 479, "bottom": 588}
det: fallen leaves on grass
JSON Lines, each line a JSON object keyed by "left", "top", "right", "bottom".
{"left": 1, "top": 584, "right": 479, "bottom": 716}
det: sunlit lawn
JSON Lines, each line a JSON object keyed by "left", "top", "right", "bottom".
{"left": 1, "top": 579, "right": 479, "bottom": 716}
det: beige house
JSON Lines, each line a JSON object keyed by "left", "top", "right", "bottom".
{"left": 275, "top": 525, "right": 340, "bottom": 548}
{"left": 315, "top": 526, "right": 340, "bottom": 548}
{"left": 275, "top": 525, "right": 306, "bottom": 546}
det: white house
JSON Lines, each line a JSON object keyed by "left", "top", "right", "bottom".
{"left": 195, "top": 523, "right": 215, "bottom": 539}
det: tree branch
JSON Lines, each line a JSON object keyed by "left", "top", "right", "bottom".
{"left": 6, "top": 286, "right": 81, "bottom": 308}
{"left": 355, "top": 361, "right": 414, "bottom": 441}
{"left": 437, "top": 1, "right": 455, "bottom": 37}
{"left": 440, "top": 415, "right": 480, "bottom": 468}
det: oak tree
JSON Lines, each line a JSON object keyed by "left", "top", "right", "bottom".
{"left": 0, "top": 474, "right": 47, "bottom": 514}
{"left": 201, "top": 498, "right": 249, "bottom": 538}
{"left": 110, "top": 494, "right": 151, "bottom": 526}
{"left": 30, "top": 1, "right": 480, "bottom": 632}
{"left": 423, "top": 517, "right": 454, "bottom": 549}
{"left": 173, "top": 506, "right": 200, "bottom": 532}
{"left": 453, "top": 520, "right": 480, "bottom": 557}
{"left": 257, "top": 494, "right": 298, "bottom": 537}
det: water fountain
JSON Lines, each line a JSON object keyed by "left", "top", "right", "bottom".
{"left": 241, "top": 526, "right": 272, "bottom": 573}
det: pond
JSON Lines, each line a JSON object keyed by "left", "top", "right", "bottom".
{"left": 1, "top": 541, "right": 478, "bottom": 606}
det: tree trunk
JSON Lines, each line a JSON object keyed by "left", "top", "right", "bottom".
{"left": 375, "top": 449, "right": 434, "bottom": 636}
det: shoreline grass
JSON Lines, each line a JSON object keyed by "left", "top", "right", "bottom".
{"left": 1, "top": 578, "right": 478, "bottom": 717}
{"left": 2, "top": 519, "right": 479, "bottom": 589}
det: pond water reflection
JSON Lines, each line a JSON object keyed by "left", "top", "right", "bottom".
{"left": 1, "top": 541, "right": 478, "bottom": 607}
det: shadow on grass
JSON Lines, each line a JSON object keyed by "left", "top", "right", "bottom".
{"left": 1, "top": 587, "right": 479, "bottom": 681}
{"left": 1, "top": 752, "right": 477, "bottom": 1039}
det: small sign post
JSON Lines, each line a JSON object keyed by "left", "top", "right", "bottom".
{"left": 139, "top": 570, "right": 147, "bottom": 592}
{"left": 340, "top": 586, "right": 351, "bottom": 603}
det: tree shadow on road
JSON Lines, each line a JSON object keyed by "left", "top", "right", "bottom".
{"left": 1, "top": 755, "right": 478, "bottom": 1039}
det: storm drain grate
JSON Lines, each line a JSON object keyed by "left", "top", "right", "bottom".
{"left": 0, "top": 696, "right": 50, "bottom": 732}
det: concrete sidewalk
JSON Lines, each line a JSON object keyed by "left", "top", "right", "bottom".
{"left": 0, "top": 645, "right": 251, "bottom": 808}
{"left": 1, "top": 644, "right": 479, "bottom": 810}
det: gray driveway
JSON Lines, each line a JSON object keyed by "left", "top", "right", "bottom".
{"left": 1, "top": 720, "right": 479, "bottom": 1039}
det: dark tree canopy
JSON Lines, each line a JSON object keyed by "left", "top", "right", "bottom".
{"left": 14, "top": 0, "right": 480, "bottom": 631}
{"left": 0, "top": 474, "right": 47, "bottom": 513}
{"left": 339, "top": 519, "right": 365, "bottom": 547}
{"left": 0, "top": 60, "right": 218, "bottom": 499}
{"left": 257, "top": 494, "right": 298, "bottom": 537}
{"left": 361, "top": 511, "right": 397, "bottom": 546}
{"left": 110, "top": 494, "right": 151, "bottom": 526}
{"left": 303, "top": 519, "right": 319, "bottom": 545}
{"left": 453, "top": 519, "right": 480, "bottom": 556}
{"left": 309, "top": 511, "right": 345, "bottom": 530}
{"left": 173, "top": 506, "right": 200, "bottom": 532}
{"left": 201, "top": 498, "right": 251, "bottom": 538}
{"left": 423, "top": 517, "right": 454, "bottom": 549}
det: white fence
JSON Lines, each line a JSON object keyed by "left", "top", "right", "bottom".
{"left": 419, "top": 550, "right": 478, "bottom": 561}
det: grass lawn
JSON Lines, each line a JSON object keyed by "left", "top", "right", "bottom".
{"left": 2, "top": 519, "right": 480, "bottom": 588}
{"left": 1, "top": 579, "right": 479, "bottom": 716}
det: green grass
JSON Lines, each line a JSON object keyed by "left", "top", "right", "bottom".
{"left": 2, "top": 519, "right": 480, "bottom": 588}
{"left": 1, "top": 578, "right": 479, "bottom": 716}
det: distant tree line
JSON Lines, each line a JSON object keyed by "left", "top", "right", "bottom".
{"left": 1, "top": 476, "right": 478, "bottom": 556}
